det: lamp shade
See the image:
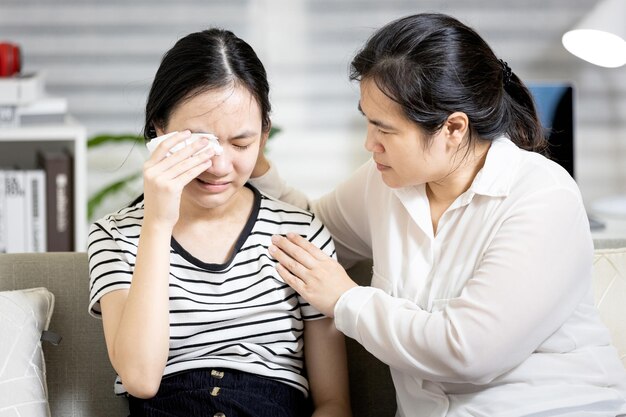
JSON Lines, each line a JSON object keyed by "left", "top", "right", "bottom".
{"left": 562, "top": 0, "right": 626, "bottom": 68}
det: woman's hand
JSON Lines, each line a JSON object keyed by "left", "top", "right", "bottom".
{"left": 251, "top": 146, "right": 270, "bottom": 178}
{"left": 142, "top": 130, "right": 215, "bottom": 228}
{"left": 269, "top": 233, "right": 358, "bottom": 317}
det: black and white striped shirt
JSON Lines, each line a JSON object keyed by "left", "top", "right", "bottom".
{"left": 88, "top": 185, "right": 335, "bottom": 395}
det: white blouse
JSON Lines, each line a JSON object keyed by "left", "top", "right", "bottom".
{"left": 251, "top": 137, "right": 626, "bottom": 416}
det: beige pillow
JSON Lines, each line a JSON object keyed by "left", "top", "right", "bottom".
{"left": 0, "top": 287, "right": 55, "bottom": 417}
{"left": 593, "top": 247, "right": 626, "bottom": 369}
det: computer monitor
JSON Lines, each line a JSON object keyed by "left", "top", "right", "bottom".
{"left": 528, "top": 83, "right": 604, "bottom": 229}
{"left": 527, "top": 83, "right": 575, "bottom": 178}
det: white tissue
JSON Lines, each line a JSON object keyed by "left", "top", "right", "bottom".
{"left": 146, "top": 131, "right": 223, "bottom": 156}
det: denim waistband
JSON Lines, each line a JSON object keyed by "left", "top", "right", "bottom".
{"left": 128, "top": 368, "right": 311, "bottom": 417}
{"left": 157, "top": 367, "right": 300, "bottom": 399}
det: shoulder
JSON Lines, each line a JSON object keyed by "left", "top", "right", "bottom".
{"left": 88, "top": 199, "right": 145, "bottom": 245}
{"left": 257, "top": 190, "right": 327, "bottom": 232}
{"left": 499, "top": 148, "right": 587, "bottom": 225}
{"left": 256, "top": 189, "right": 333, "bottom": 248}
{"left": 257, "top": 188, "right": 315, "bottom": 222}
{"left": 332, "top": 158, "right": 391, "bottom": 206}
{"left": 514, "top": 149, "right": 580, "bottom": 196}
{"left": 484, "top": 138, "right": 579, "bottom": 198}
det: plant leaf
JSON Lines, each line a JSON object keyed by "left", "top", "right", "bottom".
{"left": 269, "top": 126, "right": 281, "bottom": 138}
{"left": 88, "top": 172, "right": 142, "bottom": 219}
{"left": 88, "top": 134, "right": 145, "bottom": 148}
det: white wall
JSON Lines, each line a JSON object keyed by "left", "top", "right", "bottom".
{"left": 2, "top": 0, "right": 624, "bottom": 220}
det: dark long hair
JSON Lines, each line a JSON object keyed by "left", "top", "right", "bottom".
{"left": 143, "top": 28, "right": 271, "bottom": 141}
{"left": 350, "top": 13, "right": 546, "bottom": 153}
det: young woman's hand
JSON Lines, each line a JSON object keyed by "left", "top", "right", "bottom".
{"left": 142, "top": 130, "right": 215, "bottom": 228}
{"left": 269, "top": 233, "right": 358, "bottom": 317}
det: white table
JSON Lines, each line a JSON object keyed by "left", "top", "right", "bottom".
{"left": 591, "top": 215, "right": 626, "bottom": 249}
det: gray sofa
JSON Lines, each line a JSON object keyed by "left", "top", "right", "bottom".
{"left": 0, "top": 252, "right": 395, "bottom": 417}
{"left": 4, "top": 241, "right": 624, "bottom": 417}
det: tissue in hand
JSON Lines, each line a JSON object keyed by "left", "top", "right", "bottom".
{"left": 146, "top": 131, "right": 223, "bottom": 156}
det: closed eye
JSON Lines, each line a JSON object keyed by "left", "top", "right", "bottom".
{"left": 230, "top": 138, "right": 256, "bottom": 150}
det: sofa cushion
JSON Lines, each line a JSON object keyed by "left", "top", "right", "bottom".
{"left": 593, "top": 246, "right": 626, "bottom": 369}
{"left": 0, "top": 252, "right": 128, "bottom": 417}
{"left": 0, "top": 287, "right": 54, "bottom": 417}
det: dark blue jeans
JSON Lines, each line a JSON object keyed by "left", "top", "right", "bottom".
{"left": 127, "top": 368, "right": 312, "bottom": 417}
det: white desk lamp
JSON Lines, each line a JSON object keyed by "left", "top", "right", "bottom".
{"left": 562, "top": 0, "right": 626, "bottom": 218}
{"left": 562, "top": 0, "right": 626, "bottom": 68}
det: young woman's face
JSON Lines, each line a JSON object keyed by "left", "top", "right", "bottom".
{"left": 359, "top": 79, "right": 454, "bottom": 189}
{"left": 160, "top": 85, "right": 267, "bottom": 211}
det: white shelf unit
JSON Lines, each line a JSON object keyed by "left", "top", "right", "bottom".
{"left": 0, "top": 119, "right": 87, "bottom": 251}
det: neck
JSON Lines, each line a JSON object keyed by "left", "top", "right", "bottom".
{"left": 177, "top": 186, "right": 252, "bottom": 227}
{"left": 427, "top": 141, "right": 490, "bottom": 206}
{"left": 172, "top": 186, "right": 255, "bottom": 264}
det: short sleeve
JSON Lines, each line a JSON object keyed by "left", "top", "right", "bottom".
{"left": 87, "top": 221, "right": 135, "bottom": 318}
{"left": 297, "top": 215, "right": 336, "bottom": 320}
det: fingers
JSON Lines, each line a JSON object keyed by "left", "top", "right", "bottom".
{"left": 269, "top": 239, "right": 309, "bottom": 279}
{"left": 270, "top": 235, "right": 354, "bottom": 318}
{"left": 146, "top": 131, "right": 192, "bottom": 164}
{"left": 251, "top": 149, "right": 271, "bottom": 178}
{"left": 270, "top": 234, "right": 322, "bottom": 270}
{"left": 144, "top": 131, "right": 217, "bottom": 185}
{"left": 285, "top": 233, "right": 329, "bottom": 261}
{"left": 151, "top": 136, "right": 215, "bottom": 173}
{"left": 144, "top": 149, "right": 213, "bottom": 184}
{"left": 172, "top": 154, "right": 214, "bottom": 185}
{"left": 163, "top": 148, "right": 215, "bottom": 181}
{"left": 275, "top": 263, "right": 307, "bottom": 294}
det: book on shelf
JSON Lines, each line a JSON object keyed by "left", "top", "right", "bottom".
{"left": 4, "top": 169, "right": 27, "bottom": 253}
{"left": 0, "top": 106, "right": 17, "bottom": 128}
{"left": 25, "top": 170, "right": 47, "bottom": 252}
{"left": 18, "top": 96, "right": 67, "bottom": 125}
{"left": 0, "top": 72, "right": 67, "bottom": 128}
{"left": 0, "top": 169, "right": 48, "bottom": 253}
{"left": 0, "top": 72, "right": 44, "bottom": 105}
{"left": 37, "top": 150, "right": 74, "bottom": 252}
{"left": 0, "top": 171, "right": 5, "bottom": 253}
{"left": 0, "top": 96, "right": 67, "bottom": 128}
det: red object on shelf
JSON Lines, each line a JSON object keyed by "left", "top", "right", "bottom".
{"left": 0, "top": 42, "right": 21, "bottom": 77}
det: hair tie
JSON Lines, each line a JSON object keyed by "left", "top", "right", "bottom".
{"left": 499, "top": 59, "right": 512, "bottom": 87}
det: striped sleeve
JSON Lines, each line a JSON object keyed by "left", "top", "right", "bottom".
{"left": 87, "top": 208, "right": 142, "bottom": 318}
{"left": 298, "top": 214, "right": 336, "bottom": 320}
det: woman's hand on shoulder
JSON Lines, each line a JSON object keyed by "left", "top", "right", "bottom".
{"left": 251, "top": 147, "right": 271, "bottom": 178}
{"left": 142, "top": 130, "right": 215, "bottom": 227}
{"left": 269, "top": 233, "right": 358, "bottom": 317}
